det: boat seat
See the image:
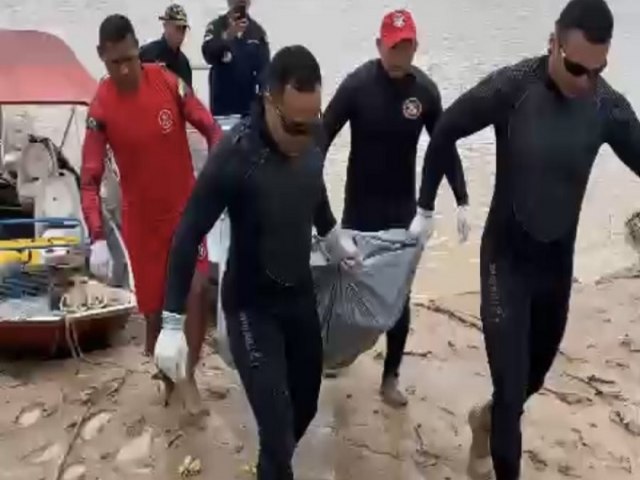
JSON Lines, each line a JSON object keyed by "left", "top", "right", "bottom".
{"left": 16, "top": 141, "right": 58, "bottom": 204}
{"left": 33, "top": 171, "right": 85, "bottom": 240}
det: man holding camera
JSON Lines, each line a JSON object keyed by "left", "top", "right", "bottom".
{"left": 202, "top": 0, "right": 270, "bottom": 117}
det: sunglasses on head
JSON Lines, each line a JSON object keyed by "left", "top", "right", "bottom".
{"left": 273, "top": 104, "right": 321, "bottom": 137}
{"left": 560, "top": 48, "right": 606, "bottom": 78}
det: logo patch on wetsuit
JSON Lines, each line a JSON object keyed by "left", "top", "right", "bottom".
{"left": 392, "top": 12, "right": 406, "bottom": 28}
{"left": 402, "top": 97, "right": 422, "bottom": 119}
{"left": 158, "top": 109, "right": 174, "bottom": 133}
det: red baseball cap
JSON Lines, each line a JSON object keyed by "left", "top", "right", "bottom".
{"left": 379, "top": 10, "right": 417, "bottom": 48}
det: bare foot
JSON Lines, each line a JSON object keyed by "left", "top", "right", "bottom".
{"left": 467, "top": 401, "right": 494, "bottom": 479}
{"left": 180, "top": 378, "right": 210, "bottom": 417}
{"left": 380, "top": 377, "right": 408, "bottom": 409}
{"left": 176, "top": 379, "right": 210, "bottom": 430}
{"left": 151, "top": 371, "right": 175, "bottom": 407}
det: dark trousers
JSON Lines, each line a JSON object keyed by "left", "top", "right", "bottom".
{"left": 224, "top": 286, "right": 323, "bottom": 480}
{"left": 383, "top": 300, "right": 410, "bottom": 380}
{"left": 480, "top": 216, "right": 574, "bottom": 480}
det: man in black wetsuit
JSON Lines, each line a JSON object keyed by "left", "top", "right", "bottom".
{"left": 419, "top": 1, "right": 640, "bottom": 478}
{"left": 322, "top": 9, "right": 470, "bottom": 408}
{"left": 155, "top": 45, "right": 360, "bottom": 480}
{"left": 139, "top": 4, "right": 192, "bottom": 87}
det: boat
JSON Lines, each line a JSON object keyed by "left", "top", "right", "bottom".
{"left": 0, "top": 29, "right": 134, "bottom": 357}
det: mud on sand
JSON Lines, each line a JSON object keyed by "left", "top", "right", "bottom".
{"left": 0, "top": 275, "right": 639, "bottom": 480}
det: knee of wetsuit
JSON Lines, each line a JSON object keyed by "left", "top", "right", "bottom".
{"left": 492, "top": 397, "right": 524, "bottom": 428}
{"left": 525, "top": 373, "right": 548, "bottom": 399}
{"left": 491, "top": 392, "right": 526, "bottom": 420}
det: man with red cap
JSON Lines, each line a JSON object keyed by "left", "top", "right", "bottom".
{"left": 322, "top": 9, "right": 470, "bottom": 407}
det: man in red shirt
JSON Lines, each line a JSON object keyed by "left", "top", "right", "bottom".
{"left": 80, "top": 14, "right": 222, "bottom": 410}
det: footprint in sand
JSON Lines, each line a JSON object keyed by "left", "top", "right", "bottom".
{"left": 15, "top": 402, "right": 46, "bottom": 427}
{"left": 62, "top": 463, "right": 87, "bottom": 480}
{"left": 116, "top": 428, "right": 153, "bottom": 465}
{"left": 81, "top": 410, "right": 114, "bottom": 440}
{"left": 25, "top": 442, "right": 64, "bottom": 464}
{"left": 125, "top": 415, "right": 146, "bottom": 438}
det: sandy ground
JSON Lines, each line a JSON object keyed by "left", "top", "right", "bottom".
{"left": 1, "top": 271, "right": 639, "bottom": 480}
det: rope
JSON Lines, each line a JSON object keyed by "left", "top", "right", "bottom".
{"left": 64, "top": 314, "right": 82, "bottom": 360}
{"left": 59, "top": 276, "right": 110, "bottom": 363}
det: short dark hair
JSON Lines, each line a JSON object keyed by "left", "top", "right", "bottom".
{"left": 98, "top": 14, "right": 138, "bottom": 47}
{"left": 556, "top": 0, "right": 613, "bottom": 44}
{"left": 265, "top": 45, "right": 322, "bottom": 95}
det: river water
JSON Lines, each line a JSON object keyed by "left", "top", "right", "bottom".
{"left": 2, "top": 0, "right": 640, "bottom": 297}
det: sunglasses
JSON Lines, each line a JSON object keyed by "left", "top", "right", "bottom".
{"left": 560, "top": 48, "right": 606, "bottom": 78}
{"left": 273, "top": 104, "right": 321, "bottom": 137}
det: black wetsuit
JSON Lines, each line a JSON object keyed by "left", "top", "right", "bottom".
{"left": 323, "top": 59, "right": 469, "bottom": 381}
{"left": 163, "top": 105, "right": 336, "bottom": 480}
{"left": 420, "top": 55, "right": 640, "bottom": 480}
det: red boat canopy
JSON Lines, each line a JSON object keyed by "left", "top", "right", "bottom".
{"left": 0, "top": 29, "right": 97, "bottom": 106}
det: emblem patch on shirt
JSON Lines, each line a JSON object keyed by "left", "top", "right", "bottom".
{"left": 158, "top": 109, "right": 174, "bottom": 133}
{"left": 222, "top": 51, "right": 233, "bottom": 63}
{"left": 402, "top": 97, "right": 422, "bottom": 119}
{"left": 392, "top": 12, "right": 406, "bottom": 28}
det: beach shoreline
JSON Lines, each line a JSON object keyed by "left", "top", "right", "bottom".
{"left": 1, "top": 268, "right": 638, "bottom": 480}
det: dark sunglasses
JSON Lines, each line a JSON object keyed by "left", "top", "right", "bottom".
{"left": 560, "top": 48, "right": 606, "bottom": 78}
{"left": 273, "top": 104, "right": 321, "bottom": 137}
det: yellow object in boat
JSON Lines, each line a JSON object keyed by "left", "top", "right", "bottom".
{"left": 0, "top": 236, "right": 80, "bottom": 266}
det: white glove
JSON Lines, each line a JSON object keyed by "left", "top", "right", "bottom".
{"left": 324, "top": 227, "right": 362, "bottom": 268}
{"left": 89, "top": 240, "right": 112, "bottom": 280}
{"left": 154, "top": 312, "right": 189, "bottom": 382}
{"left": 457, "top": 205, "right": 471, "bottom": 244}
{"left": 409, "top": 208, "right": 435, "bottom": 242}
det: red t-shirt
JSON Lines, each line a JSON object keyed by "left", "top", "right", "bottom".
{"left": 80, "top": 64, "right": 221, "bottom": 240}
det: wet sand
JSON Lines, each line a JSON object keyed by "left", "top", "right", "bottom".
{"left": 1, "top": 270, "right": 639, "bottom": 480}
